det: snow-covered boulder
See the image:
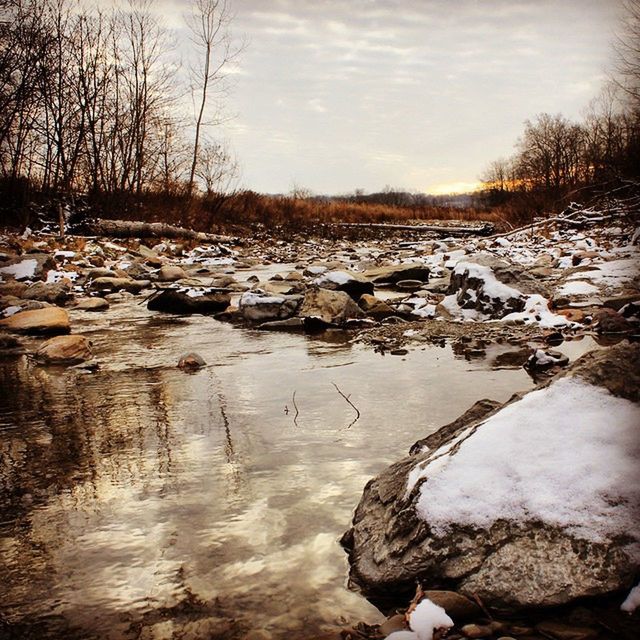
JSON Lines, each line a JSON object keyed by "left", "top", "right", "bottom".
{"left": 312, "top": 269, "right": 374, "bottom": 300}
{"left": 238, "top": 290, "right": 301, "bottom": 322}
{"left": 444, "top": 254, "right": 552, "bottom": 320}
{"left": 0, "top": 253, "right": 56, "bottom": 281}
{"left": 344, "top": 342, "right": 640, "bottom": 611}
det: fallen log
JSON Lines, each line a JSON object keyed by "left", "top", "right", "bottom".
{"left": 75, "top": 219, "right": 238, "bottom": 244}
{"left": 333, "top": 222, "right": 495, "bottom": 236}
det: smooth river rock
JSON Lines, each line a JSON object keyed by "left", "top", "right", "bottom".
{"left": 36, "top": 335, "right": 92, "bottom": 364}
{"left": 0, "top": 307, "right": 70, "bottom": 335}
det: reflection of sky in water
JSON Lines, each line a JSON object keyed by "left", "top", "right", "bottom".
{"left": 0, "top": 304, "right": 602, "bottom": 638}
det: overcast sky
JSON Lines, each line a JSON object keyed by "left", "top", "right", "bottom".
{"left": 169, "top": 0, "right": 623, "bottom": 195}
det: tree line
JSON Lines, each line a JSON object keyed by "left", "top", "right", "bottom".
{"left": 0, "top": 0, "right": 238, "bottom": 206}
{"left": 480, "top": 1, "right": 640, "bottom": 218}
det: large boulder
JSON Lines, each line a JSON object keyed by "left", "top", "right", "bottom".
{"left": 344, "top": 342, "right": 640, "bottom": 611}
{"left": 238, "top": 290, "right": 301, "bottom": 322}
{"left": 0, "top": 307, "right": 70, "bottom": 335}
{"left": 35, "top": 335, "right": 92, "bottom": 364}
{"left": 445, "top": 255, "right": 529, "bottom": 318}
{"left": 312, "top": 270, "right": 374, "bottom": 301}
{"left": 364, "top": 263, "right": 430, "bottom": 285}
{"left": 158, "top": 265, "right": 187, "bottom": 282}
{"left": 22, "top": 280, "right": 73, "bottom": 305}
{"left": 148, "top": 288, "right": 231, "bottom": 314}
{"left": 298, "top": 286, "right": 365, "bottom": 326}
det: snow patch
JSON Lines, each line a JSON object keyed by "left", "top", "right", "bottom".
{"left": 502, "top": 294, "right": 573, "bottom": 329}
{"left": 621, "top": 582, "right": 640, "bottom": 613}
{"left": 411, "top": 378, "right": 640, "bottom": 545}
{"left": 557, "top": 280, "right": 600, "bottom": 296}
{"left": 0, "top": 259, "right": 37, "bottom": 281}
{"left": 408, "top": 599, "right": 453, "bottom": 640}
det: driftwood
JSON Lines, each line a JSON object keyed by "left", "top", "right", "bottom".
{"left": 77, "top": 219, "right": 237, "bottom": 243}
{"left": 333, "top": 221, "right": 495, "bottom": 236}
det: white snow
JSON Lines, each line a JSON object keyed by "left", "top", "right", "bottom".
{"left": 567, "top": 257, "right": 639, "bottom": 290}
{"left": 453, "top": 262, "right": 523, "bottom": 302}
{"left": 501, "top": 294, "right": 573, "bottom": 329}
{"left": 621, "top": 582, "right": 640, "bottom": 613}
{"left": 313, "top": 270, "right": 355, "bottom": 286}
{"left": 383, "top": 598, "right": 453, "bottom": 640}
{"left": 54, "top": 250, "right": 76, "bottom": 259}
{"left": 528, "top": 349, "right": 562, "bottom": 367}
{"left": 239, "top": 291, "right": 286, "bottom": 306}
{"left": 46, "top": 269, "right": 77, "bottom": 283}
{"left": 2, "top": 305, "right": 21, "bottom": 317}
{"left": 408, "top": 599, "right": 453, "bottom": 640}
{"left": 410, "top": 377, "right": 640, "bottom": 545}
{"left": 0, "top": 259, "right": 37, "bottom": 280}
{"left": 557, "top": 280, "right": 600, "bottom": 296}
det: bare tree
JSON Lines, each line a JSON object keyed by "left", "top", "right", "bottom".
{"left": 186, "top": 0, "right": 240, "bottom": 195}
{"left": 614, "top": 0, "right": 640, "bottom": 106}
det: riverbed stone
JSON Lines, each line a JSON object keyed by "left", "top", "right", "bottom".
{"left": 178, "top": 352, "right": 206, "bottom": 370}
{"left": 22, "top": 280, "right": 73, "bottom": 305}
{"left": 75, "top": 297, "right": 110, "bottom": 311}
{"left": 239, "top": 290, "right": 302, "bottom": 322}
{"left": 158, "top": 265, "right": 186, "bottom": 282}
{"left": 148, "top": 289, "right": 231, "bottom": 314}
{"left": 36, "top": 335, "right": 92, "bottom": 364}
{"left": 358, "top": 294, "right": 396, "bottom": 320}
{"left": 298, "top": 287, "right": 365, "bottom": 326}
{"left": 90, "top": 277, "right": 150, "bottom": 294}
{"left": 0, "top": 306, "right": 70, "bottom": 335}
{"left": 534, "top": 621, "right": 598, "bottom": 640}
{"left": 423, "top": 591, "right": 482, "bottom": 622}
{"left": 312, "top": 270, "right": 374, "bottom": 300}
{"left": 364, "top": 263, "right": 430, "bottom": 284}
{"left": 344, "top": 342, "right": 640, "bottom": 612}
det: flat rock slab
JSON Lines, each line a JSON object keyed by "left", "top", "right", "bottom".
{"left": 0, "top": 307, "right": 70, "bottom": 335}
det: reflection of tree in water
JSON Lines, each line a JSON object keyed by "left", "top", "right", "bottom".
{"left": 206, "top": 370, "right": 248, "bottom": 501}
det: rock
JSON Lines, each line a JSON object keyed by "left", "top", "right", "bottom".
{"left": 603, "top": 293, "right": 640, "bottom": 311}
{"left": 35, "top": 335, "right": 92, "bottom": 364}
{"left": 298, "top": 287, "right": 365, "bottom": 326}
{"left": 137, "top": 244, "right": 163, "bottom": 266}
{"left": 243, "top": 631, "right": 273, "bottom": 640}
{"left": 158, "top": 265, "right": 186, "bottom": 282}
{"left": 148, "top": 289, "right": 231, "bottom": 314}
{"left": 22, "top": 280, "right": 72, "bottom": 305}
{"left": 379, "top": 614, "right": 407, "bottom": 636}
{"left": 461, "top": 623, "right": 493, "bottom": 638}
{"left": 313, "top": 270, "right": 374, "bottom": 300}
{"left": 555, "top": 308, "right": 585, "bottom": 323}
{"left": 593, "top": 308, "right": 633, "bottom": 334}
{"left": 491, "top": 348, "right": 531, "bottom": 369}
{"left": 0, "top": 333, "right": 24, "bottom": 355}
{"left": 358, "top": 294, "right": 396, "bottom": 320}
{"left": 534, "top": 621, "right": 598, "bottom": 640}
{"left": 364, "top": 263, "right": 430, "bottom": 284}
{"left": 0, "top": 307, "right": 70, "bottom": 335}
{"left": 524, "top": 349, "right": 569, "bottom": 372}
{"left": 239, "top": 290, "right": 301, "bottom": 322}
{"left": 258, "top": 318, "right": 306, "bottom": 331}
{"left": 422, "top": 591, "right": 481, "bottom": 622}
{"left": 177, "top": 352, "right": 206, "bottom": 370}
{"left": 89, "top": 277, "right": 151, "bottom": 294}
{"left": 75, "top": 297, "right": 110, "bottom": 311}
{"left": 447, "top": 255, "right": 528, "bottom": 319}
{"left": 0, "top": 281, "right": 28, "bottom": 298}
{"left": 284, "top": 271, "right": 304, "bottom": 281}
{"left": 344, "top": 342, "right": 640, "bottom": 611}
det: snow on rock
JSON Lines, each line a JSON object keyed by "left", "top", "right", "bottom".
{"left": 0, "top": 259, "right": 38, "bottom": 281}
{"left": 345, "top": 342, "right": 640, "bottom": 611}
{"left": 621, "top": 582, "right": 640, "bottom": 613}
{"left": 556, "top": 280, "right": 600, "bottom": 296}
{"left": 501, "top": 294, "right": 574, "bottom": 329}
{"left": 312, "top": 269, "right": 373, "bottom": 300}
{"left": 446, "top": 256, "right": 528, "bottom": 319}
{"left": 239, "top": 290, "right": 301, "bottom": 322}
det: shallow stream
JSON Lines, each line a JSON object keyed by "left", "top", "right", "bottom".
{"left": 0, "top": 300, "right": 601, "bottom": 639}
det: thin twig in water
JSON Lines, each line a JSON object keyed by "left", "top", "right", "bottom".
{"left": 292, "top": 391, "right": 300, "bottom": 426}
{"left": 332, "top": 382, "right": 360, "bottom": 427}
